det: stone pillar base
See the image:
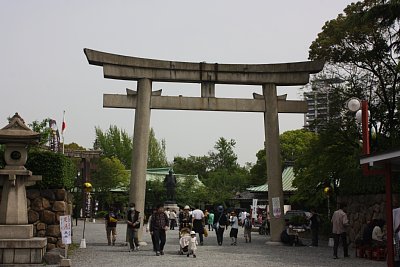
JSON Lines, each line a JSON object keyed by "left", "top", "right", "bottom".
{"left": 0, "top": 225, "right": 33, "bottom": 239}
{"left": 0, "top": 237, "right": 47, "bottom": 264}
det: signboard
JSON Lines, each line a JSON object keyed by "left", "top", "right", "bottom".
{"left": 252, "top": 198, "right": 258, "bottom": 219}
{"left": 272, "top": 197, "right": 281, "bottom": 218}
{"left": 60, "top": 215, "right": 72, "bottom": 244}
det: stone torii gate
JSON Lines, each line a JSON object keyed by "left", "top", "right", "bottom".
{"left": 84, "top": 48, "right": 324, "bottom": 242}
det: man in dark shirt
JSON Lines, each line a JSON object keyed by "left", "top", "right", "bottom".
{"left": 150, "top": 204, "right": 169, "bottom": 256}
{"left": 309, "top": 209, "right": 320, "bottom": 247}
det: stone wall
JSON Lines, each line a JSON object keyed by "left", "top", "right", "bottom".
{"left": 26, "top": 189, "right": 72, "bottom": 251}
{"left": 338, "top": 194, "right": 388, "bottom": 243}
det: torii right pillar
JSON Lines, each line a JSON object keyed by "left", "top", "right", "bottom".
{"left": 263, "top": 83, "right": 285, "bottom": 242}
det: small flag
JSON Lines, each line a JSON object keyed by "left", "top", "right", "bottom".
{"left": 62, "top": 111, "right": 66, "bottom": 134}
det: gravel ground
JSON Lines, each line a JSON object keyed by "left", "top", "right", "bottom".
{"left": 68, "top": 219, "right": 386, "bottom": 267}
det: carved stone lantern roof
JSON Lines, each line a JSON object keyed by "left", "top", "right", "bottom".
{"left": 0, "top": 113, "right": 40, "bottom": 144}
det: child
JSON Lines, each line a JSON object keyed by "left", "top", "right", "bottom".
{"left": 229, "top": 211, "right": 239, "bottom": 245}
{"left": 243, "top": 213, "right": 252, "bottom": 243}
{"left": 188, "top": 231, "right": 198, "bottom": 258}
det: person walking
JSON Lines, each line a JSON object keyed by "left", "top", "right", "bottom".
{"left": 188, "top": 231, "right": 198, "bottom": 258}
{"left": 309, "top": 208, "right": 320, "bottom": 247}
{"left": 127, "top": 203, "right": 141, "bottom": 251}
{"left": 331, "top": 203, "right": 349, "bottom": 259}
{"left": 243, "top": 213, "right": 252, "bottom": 243}
{"left": 229, "top": 211, "right": 239, "bottom": 245}
{"left": 208, "top": 211, "right": 215, "bottom": 231}
{"left": 150, "top": 204, "right": 169, "bottom": 256}
{"left": 169, "top": 210, "right": 177, "bottom": 230}
{"left": 104, "top": 207, "right": 118, "bottom": 246}
{"left": 192, "top": 206, "right": 205, "bottom": 245}
{"left": 214, "top": 205, "right": 228, "bottom": 246}
{"left": 146, "top": 207, "right": 157, "bottom": 252}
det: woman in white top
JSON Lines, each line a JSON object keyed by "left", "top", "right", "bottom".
{"left": 229, "top": 211, "right": 239, "bottom": 245}
{"left": 371, "top": 219, "right": 385, "bottom": 247}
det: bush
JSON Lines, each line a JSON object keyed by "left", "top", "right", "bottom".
{"left": 26, "top": 150, "right": 76, "bottom": 189}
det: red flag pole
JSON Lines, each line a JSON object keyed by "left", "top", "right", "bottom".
{"left": 62, "top": 110, "right": 66, "bottom": 154}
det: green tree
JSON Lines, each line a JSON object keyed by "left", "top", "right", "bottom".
{"left": 249, "top": 130, "right": 316, "bottom": 186}
{"left": 64, "top": 142, "right": 86, "bottom": 151}
{"left": 176, "top": 175, "right": 207, "bottom": 208}
{"left": 209, "top": 137, "right": 239, "bottom": 172}
{"left": 29, "top": 118, "right": 52, "bottom": 147}
{"left": 249, "top": 149, "right": 267, "bottom": 186}
{"left": 94, "top": 126, "right": 168, "bottom": 169}
{"left": 172, "top": 155, "right": 210, "bottom": 182}
{"left": 91, "top": 156, "right": 129, "bottom": 209}
{"left": 26, "top": 150, "right": 77, "bottom": 189}
{"left": 280, "top": 130, "right": 316, "bottom": 162}
{"left": 147, "top": 128, "right": 168, "bottom": 168}
{"left": 94, "top": 126, "right": 132, "bottom": 169}
{"left": 309, "top": 0, "right": 400, "bottom": 149}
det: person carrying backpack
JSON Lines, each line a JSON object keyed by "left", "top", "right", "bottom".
{"left": 104, "top": 207, "right": 118, "bottom": 245}
{"left": 243, "top": 213, "right": 252, "bottom": 243}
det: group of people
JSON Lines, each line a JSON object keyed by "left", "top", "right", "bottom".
{"left": 103, "top": 204, "right": 254, "bottom": 257}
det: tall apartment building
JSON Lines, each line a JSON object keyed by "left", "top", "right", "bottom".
{"left": 303, "top": 78, "right": 342, "bottom": 132}
{"left": 304, "top": 89, "right": 330, "bottom": 132}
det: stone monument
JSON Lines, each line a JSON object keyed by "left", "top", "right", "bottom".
{"left": 164, "top": 170, "right": 178, "bottom": 212}
{"left": 0, "top": 113, "right": 47, "bottom": 264}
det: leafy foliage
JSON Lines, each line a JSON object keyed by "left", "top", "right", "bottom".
{"left": 26, "top": 150, "right": 76, "bottom": 189}
{"left": 249, "top": 130, "right": 316, "bottom": 186}
{"left": 64, "top": 142, "right": 86, "bottom": 151}
{"left": 172, "top": 137, "right": 250, "bottom": 206}
{"left": 94, "top": 126, "right": 168, "bottom": 170}
{"left": 28, "top": 118, "right": 52, "bottom": 147}
{"left": 309, "top": 0, "right": 400, "bottom": 150}
{"left": 91, "top": 156, "right": 129, "bottom": 209}
{"left": 94, "top": 126, "right": 132, "bottom": 169}
{"left": 147, "top": 128, "right": 168, "bottom": 168}
{"left": 172, "top": 155, "right": 210, "bottom": 181}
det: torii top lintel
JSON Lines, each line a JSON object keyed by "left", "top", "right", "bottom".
{"left": 84, "top": 48, "right": 324, "bottom": 86}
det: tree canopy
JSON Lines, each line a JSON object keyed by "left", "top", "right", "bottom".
{"left": 94, "top": 126, "right": 167, "bottom": 169}
{"left": 309, "top": 0, "right": 400, "bottom": 150}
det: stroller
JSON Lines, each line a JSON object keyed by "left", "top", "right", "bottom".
{"left": 178, "top": 227, "right": 191, "bottom": 255}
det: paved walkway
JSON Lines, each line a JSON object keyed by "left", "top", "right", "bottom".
{"left": 69, "top": 219, "right": 386, "bottom": 267}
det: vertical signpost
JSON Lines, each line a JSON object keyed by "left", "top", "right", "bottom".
{"left": 60, "top": 215, "right": 72, "bottom": 265}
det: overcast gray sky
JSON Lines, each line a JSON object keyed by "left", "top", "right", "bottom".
{"left": 0, "top": 1, "right": 354, "bottom": 165}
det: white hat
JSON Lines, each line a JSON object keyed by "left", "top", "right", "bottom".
{"left": 190, "top": 231, "right": 196, "bottom": 235}
{"left": 184, "top": 205, "right": 190, "bottom": 210}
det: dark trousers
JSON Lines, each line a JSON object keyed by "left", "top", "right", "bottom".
{"left": 151, "top": 233, "right": 156, "bottom": 251}
{"left": 216, "top": 227, "right": 225, "bottom": 245}
{"left": 193, "top": 219, "right": 204, "bottom": 243}
{"left": 333, "top": 232, "right": 348, "bottom": 257}
{"left": 153, "top": 229, "right": 166, "bottom": 252}
{"left": 311, "top": 227, "right": 319, "bottom": 246}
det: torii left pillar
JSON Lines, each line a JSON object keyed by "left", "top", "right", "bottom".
{"left": 130, "top": 78, "right": 152, "bottom": 244}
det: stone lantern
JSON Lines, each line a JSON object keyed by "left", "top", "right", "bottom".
{"left": 0, "top": 113, "right": 47, "bottom": 264}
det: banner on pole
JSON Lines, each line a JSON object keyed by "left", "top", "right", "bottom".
{"left": 252, "top": 198, "right": 258, "bottom": 219}
{"left": 272, "top": 197, "right": 281, "bottom": 218}
{"left": 60, "top": 215, "right": 72, "bottom": 244}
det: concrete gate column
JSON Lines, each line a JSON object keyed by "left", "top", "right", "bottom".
{"left": 130, "top": 78, "right": 152, "bottom": 243}
{"left": 263, "top": 83, "right": 285, "bottom": 242}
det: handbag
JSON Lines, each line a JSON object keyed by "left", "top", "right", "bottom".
{"left": 213, "top": 214, "right": 223, "bottom": 230}
{"left": 204, "top": 227, "right": 208, "bottom": 237}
